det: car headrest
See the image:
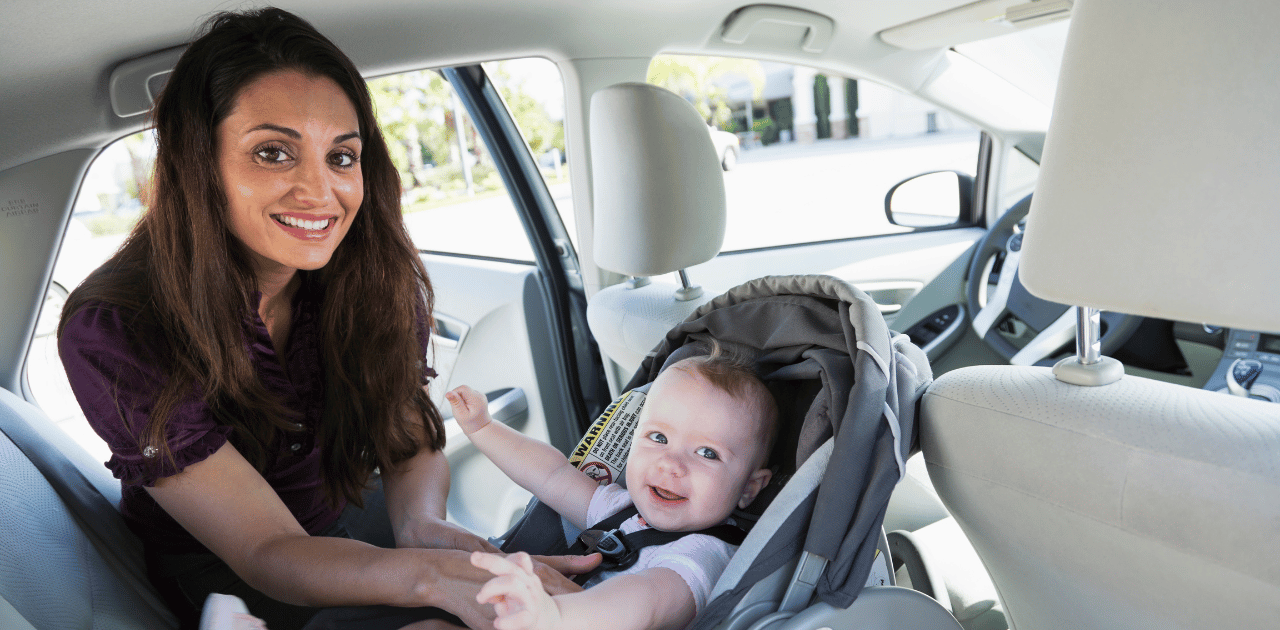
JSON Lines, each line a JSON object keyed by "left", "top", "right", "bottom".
{"left": 1019, "top": 0, "right": 1280, "bottom": 333}
{"left": 589, "top": 82, "right": 726, "bottom": 277}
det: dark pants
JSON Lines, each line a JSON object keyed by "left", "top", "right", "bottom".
{"left": 148, "top": 481, "right": 462, "bottom": 630}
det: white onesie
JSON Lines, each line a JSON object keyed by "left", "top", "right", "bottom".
{"left": 582, "top": 483, "right": 736, "bottom": 614}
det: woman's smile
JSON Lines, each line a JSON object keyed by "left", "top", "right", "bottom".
{"left": 271, "top": 213, "right": 338, "bottom": 239}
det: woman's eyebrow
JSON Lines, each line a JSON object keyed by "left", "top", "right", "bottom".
{"left": 248, "top": 123, "right": 300, "bottom": 138}
{"left": 246, "top": 124, "right": 360, "bottom": 144}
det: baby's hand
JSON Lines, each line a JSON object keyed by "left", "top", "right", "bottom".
{"left": 445, "top": 386, "right": 493, "bottom": 435}
{"left": 471, "top": 551, "right": 562, "bottom": 630}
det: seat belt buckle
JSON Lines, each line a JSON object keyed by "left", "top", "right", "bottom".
{"left": 578, "top": 528, "right": 635, "bottom": 566}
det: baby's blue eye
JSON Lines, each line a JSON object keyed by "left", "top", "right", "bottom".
{"left": 647, "top": 431, "right": 667, "bottom": 444}
{"left": 695, "top": 447, "right": 719, "bottom": 460}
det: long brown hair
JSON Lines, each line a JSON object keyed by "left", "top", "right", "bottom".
{"left": 59, "top": 7, "right": 443, "bottom": 506}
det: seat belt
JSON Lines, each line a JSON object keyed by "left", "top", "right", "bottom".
{"left": 568, "top": 505, "right": 746, "bottom": 586}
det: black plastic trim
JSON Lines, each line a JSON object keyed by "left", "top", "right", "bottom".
{"left": 443, "top": 66, "right": 609, "bottom": 445}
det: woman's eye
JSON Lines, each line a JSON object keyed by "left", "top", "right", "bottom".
{"left": 255, "top": 145, "right": 290, "bottom": 163}
{"left": 695, "top": 447, "right": 719, "bottom": 460}
{"left": 646, "top": 431, "right": 667, "bottom": 445}
{"left": 330, "top": 151, "right": 358, "bottom": 168}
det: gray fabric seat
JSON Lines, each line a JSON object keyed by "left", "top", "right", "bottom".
{"left": 0, "top": 387, "right": 177, "bottom": 629}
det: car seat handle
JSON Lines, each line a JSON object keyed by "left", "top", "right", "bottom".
{"left": 777, "top": 551, "right": 828, "bottom": 613}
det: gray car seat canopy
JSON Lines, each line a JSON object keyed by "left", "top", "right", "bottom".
{"left": 499, "top": 274, "right": 932, "bottom": 628}
{"left": 622, "top": 275, "right": 933, "bottom": 625}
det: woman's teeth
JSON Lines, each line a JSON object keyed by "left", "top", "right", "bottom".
{"left": 276, "top": 215, "right": 331, "bottom": 230}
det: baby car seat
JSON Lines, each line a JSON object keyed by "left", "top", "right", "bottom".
{"left": 500, "top": 274, "right": 961, "bottom": 629}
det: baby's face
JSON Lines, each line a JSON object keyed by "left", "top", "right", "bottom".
{"left": 624, "top": 368, "right": 772, "bottom": 532}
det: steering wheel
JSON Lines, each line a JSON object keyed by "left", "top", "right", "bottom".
{"left": 966, "top": 194, "right": 1143, "bottom": 366}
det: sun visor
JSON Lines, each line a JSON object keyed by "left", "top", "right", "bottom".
{"left": 1019, "top": 0, "right": 1280, "bottom": 333}
{"left": 590, "top": 83, "right": 726, "bottom": 277}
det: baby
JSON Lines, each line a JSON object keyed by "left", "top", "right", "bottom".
{"left": 449, "top": 350, "right": 778, "bottom": 630}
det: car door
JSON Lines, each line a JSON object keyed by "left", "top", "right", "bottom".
{"left": 381, "top": 63, "right": 608, "bottom": 538}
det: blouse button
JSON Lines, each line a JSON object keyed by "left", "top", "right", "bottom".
{"left": 142, "top": 445, "right": 158, "bottom": 459}
{"left": 291, "top": 443, "right": 302, "bottom": 452}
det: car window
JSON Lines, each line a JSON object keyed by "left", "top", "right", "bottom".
{"left": 999, "top": 146, "right": 1039, "bottom": 212}
{"left": 369, "top": 58, "right": 571, "bottom": 262}
{"left": 26, "top": 130, "right": 153, "bottom": 462}
{"left": 647, "top": 55, "right": 982, "bottom": 252}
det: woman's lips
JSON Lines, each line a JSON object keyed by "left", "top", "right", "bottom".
{"left": 272, "top": 214, "right": 336, "bottom": 240}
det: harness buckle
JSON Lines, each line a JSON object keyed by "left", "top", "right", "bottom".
{"left": 578, "top": 528, "right": 636, "bottom": 566}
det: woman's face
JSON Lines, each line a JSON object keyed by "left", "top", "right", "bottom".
{"left": 217, "top": 70, "right": 363, "bottom": 279}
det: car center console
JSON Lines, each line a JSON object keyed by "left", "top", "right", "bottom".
{"left": 1204, "top": 329, "right": 1280, "bottom": 402}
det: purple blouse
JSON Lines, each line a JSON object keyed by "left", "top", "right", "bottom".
{"left": 59, "top": 278, "right": 426, "bottom": 554}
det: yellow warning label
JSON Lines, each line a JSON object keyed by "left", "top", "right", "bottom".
{"left": 568, "top": 389, "right": 647, "bottom": 485}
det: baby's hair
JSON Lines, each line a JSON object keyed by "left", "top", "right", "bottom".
{"left": 668, "top": 340, "right": 779, "bottom": 467}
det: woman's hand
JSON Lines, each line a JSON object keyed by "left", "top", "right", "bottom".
{"left": 416, "top": 550, "right": 595, "bottom": 630}
{"left": 527, "top": 553, "right": 597, "bottom": 595}
{"left": 473, "top": 552, "right": 562, "bottom": 630}
{"left": 399, "top": 517, "right": 499, "bottom": 553}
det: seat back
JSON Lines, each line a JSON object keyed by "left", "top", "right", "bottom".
{"left": 921, "top": 1, "right": 1280, "bottom": 627}
{"left": 0, "top": 387, "right": 177, "bottom": 629}
{"left": 923, "top": 367, "right": 1280, "bottom": 628}
{"left": 586, "top": 82, "right": 727, "bottom": 375}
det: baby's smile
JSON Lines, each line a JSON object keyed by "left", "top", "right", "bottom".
{"left": 649, "top": 485, "right": 687, "bottom": 504}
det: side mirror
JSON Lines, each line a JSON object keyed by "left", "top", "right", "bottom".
{"left": 885, "top": 170, "right": 973, "bottom": 228}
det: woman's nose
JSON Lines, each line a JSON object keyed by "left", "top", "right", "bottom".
{"left": 289, "top": 156, "right": 335, "bottom": 206}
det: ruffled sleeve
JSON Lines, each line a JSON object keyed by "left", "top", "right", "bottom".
{"left": 58, "top": 302, "right": 231, "bottom": 486}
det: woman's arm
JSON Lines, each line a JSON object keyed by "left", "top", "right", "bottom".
{"left": 446, "top": 386, "right": 598, "bottom": 529}
{"left": 380, "top": 437, "right": 600, "bottom": 596}
{"left": 147, "top": 441, "right": 503, "bottom": 627}
{"left": 382, "top": 443, "right": 498, "bottom": 552}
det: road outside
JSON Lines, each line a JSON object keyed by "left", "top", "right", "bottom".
{"left": 400, "top": 130, "right": 978, "bottom": 260}
{"left": 29, "top": 130, "right": 979, "bottom": 461}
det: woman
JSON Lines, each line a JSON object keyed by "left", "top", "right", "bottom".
{"left": 57, "top": 8, "right": 592, "bottom": 630}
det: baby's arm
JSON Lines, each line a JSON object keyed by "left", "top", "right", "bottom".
{"left": 446, "top": 386, "right": 598, "bottom": 528}
{"left": 472, "top": 552, "right": 696, "bottom": 630}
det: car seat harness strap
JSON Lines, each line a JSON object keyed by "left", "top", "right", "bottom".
{"left": 568, "top": 504, "right": 746, "bottom": 585}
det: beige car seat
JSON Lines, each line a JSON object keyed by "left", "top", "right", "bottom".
{"left": 585, "top": 82, "right": 726, "bottom": 377}
{"left": 920, "top": 0, "right": 1280, "bottom": 628}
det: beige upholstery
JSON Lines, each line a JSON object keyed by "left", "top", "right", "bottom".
{"left": 589, "top": 82, "right": 725, "bottom": 277}
{"left": 923, "top": 367, "right": 1280, "bottom": 629}
{"left": 586, "top": 279, "right": 710, "bottom": 374}
{"left": 586, "top": 83, "right": 726, "bottom": 376}
{"left": 1019, "top": 0, "right": 1280, "bottom": 333}
{"left": 921, "top": 0, "right": 1280, "bottom": 628}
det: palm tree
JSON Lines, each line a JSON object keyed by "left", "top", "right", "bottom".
{"left": 647, "top": 55, "right": 766, "bottom": 130}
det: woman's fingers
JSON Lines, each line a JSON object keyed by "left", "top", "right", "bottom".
{"left": 524, "top": 553, "right": 596, "bottom": 595}
{"left": 530, "top": 552, "right": 600, "bottom": 576}
{"left": 471, "top": 550, "right": 520, "bottom": 577}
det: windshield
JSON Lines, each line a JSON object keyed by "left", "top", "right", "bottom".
{"left": 953, "top": 19, "right": 1070, "bottom": 107}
